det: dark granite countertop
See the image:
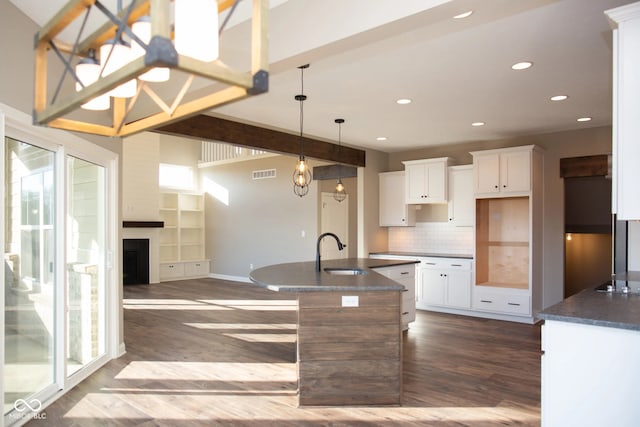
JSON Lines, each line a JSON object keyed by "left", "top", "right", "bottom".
{"left": 369, "top": 251, "right": 474, "bottom": 260}
{"left": 537, "top": 284, "right": 640, "bottom": 331}
{"left": 249, "top": 258, "right": 418, "bottom": 292}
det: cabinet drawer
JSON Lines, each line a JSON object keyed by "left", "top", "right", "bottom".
{"left": 421, "top": 259, "right": 472, "bottom": 270}
{"left": 160, "top": 263, "right": 184, "bottom": 279}
{"left": 473, "top": 292, "right": 530, "bottom": 316}
{"left": 185, "top": 261, "right": 209, "bottom": 277}
{"left": 387, "top": 267, "right": 416, "bottom": 280}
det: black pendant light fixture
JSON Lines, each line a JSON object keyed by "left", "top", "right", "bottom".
{"left": 333, "top": 118, "right": 347, "bottom": 202}
{"left": 293, "top": 64, "right": 312, "bottom": 197}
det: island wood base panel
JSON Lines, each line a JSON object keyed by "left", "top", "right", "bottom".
{"left": 297, "top": 290, "right": 402, "bottom": 406}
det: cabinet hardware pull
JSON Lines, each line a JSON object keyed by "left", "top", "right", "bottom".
{"left": 451, "top": 264, "right": 462, "bottom": 267}
{"left": 402, "top": 312, "right": 409, "bottom": 315}
{"left": 425, "top": 262, "right": 436, "bottom": 265}
{"left": 400, "top": 272, "right": 409, "bottom": 275}
{"left": 402, "top": 289, "right": 409, "bottom": 292}
{"left": 494, "top": 185, "right": 499, "bottom": 189}
{"left": 508, "top": 302, "right": 520, "bottom": 306}
{"left": 480, "top": 299, "right": 492, "bottom": 303}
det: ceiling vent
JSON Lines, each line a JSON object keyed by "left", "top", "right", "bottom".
{"left": 252, "top": 169, "right": 277, "bottom": 180}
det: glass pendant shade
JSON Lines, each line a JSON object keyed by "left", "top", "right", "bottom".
{"left": 132, "top": 16, "right": 170, "bottom": 82}
{"left": 293, "top": 156, "right": 312, "bottom": 197}
{"left": 334, "top": 178, "right": 346, "bottom": 202}
{"left": 174, "top": 0, "right": 219, "bottom": 62}
{"left": 75, "top": 50, "right": 110, "bottom": 111}
{"left": 100, "top": 38, "right": 136, "bottom": 98}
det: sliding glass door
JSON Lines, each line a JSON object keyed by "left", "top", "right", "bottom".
{"left": 66, "top": 156, "right": 106, "bottom": 377}
{"left": 3, "top": 137, "right": 58, "bottom": 418}
{"left": 3, "top": 112, "right": 116, "bottom": 425}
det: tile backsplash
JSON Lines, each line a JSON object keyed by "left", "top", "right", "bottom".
{"left": 388, "top": 222, "right": 474, "bottom": 254}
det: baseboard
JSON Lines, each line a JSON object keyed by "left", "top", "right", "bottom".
{"left": 118, "top": 342, "right": 127, "bottom": 357}
{"left": 208, "top": 273, "right": 252, "bottom": 283}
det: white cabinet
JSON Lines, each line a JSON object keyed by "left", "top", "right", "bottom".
{"left": 370, "top": 259, "right": 417, "bottom": 330}
{"left": 447, "top": 165, "right": 474, "bottom": 226}
{"left": 418, "top": 258, "right": 472, "bottom": 310}
{"left": 379, "top": 171, "right": 415, "bottom": 226}
{"left": 159, "top": 192, "right": 209, "bottom": 281}
{"left": 472, "top": 288, "right": 530, "bottom": 316}
{"left": 471, "top": 147, "right": 532, "bottom": 197}
{"left": 606, "top": 3, "right": 640, "bottom": 220}
{"left": 402, "top": 157, "right": 450, "bottom": 204}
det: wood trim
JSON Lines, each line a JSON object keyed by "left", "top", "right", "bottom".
{"left": 155, "top": 115, "right": 367, "bottom": 167}
{"left": 560, "top": 154, "right": 609, "bottom": 178}
{"left": 313, "top": 164, "right": 358, "bottom": 180}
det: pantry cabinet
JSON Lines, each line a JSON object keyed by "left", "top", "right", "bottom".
{"left": 379, "top": 171, "right": 415, "bottom": 226}
{"left": 471, "top": 147, "right": 532, "bottom": 197}
{"left": 606, "top": 3, "right": 640, "bottom": 220}
{"left": 403, "top": 157, "right": 450, "bottom": 204}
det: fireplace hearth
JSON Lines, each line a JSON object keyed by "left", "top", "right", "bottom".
{"left": 123, "top": 239, "right": 150, "bottom": 285}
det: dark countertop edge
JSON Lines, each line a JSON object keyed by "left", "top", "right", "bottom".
{"left": 369, "top": 251, "right": 474, "bottom": 260}
{"left": 536, "top": 289, "right": 640, "bottom": 331}
{"left": 250, "top": 258, "right": 410, "bottom": 293}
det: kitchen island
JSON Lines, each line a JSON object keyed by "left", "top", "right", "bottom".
{"left": 536, "top": 276, "right": 640, "bottom": 427}
{"left": 250, "top": 258, "right": 418, "bottom": 406}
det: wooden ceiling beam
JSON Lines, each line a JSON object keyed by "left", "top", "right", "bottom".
{"left": 154, "top": 114, "right": 366, "bottom": 167}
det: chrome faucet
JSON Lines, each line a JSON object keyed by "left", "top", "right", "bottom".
{"left": 316, "top": 232, "right": 346, "bottom": 272}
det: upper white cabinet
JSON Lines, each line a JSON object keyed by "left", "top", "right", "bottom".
{"left": 379, "top": 171, "right": 415, "bottom": 227}
{"left": 606, "top": 2, "right": 640, "bottom": 220}
{"left": 403, "top": 157, "right": 450, "bottom": 204}
{"left": 471, "top": 146, "right": 534, "bottom": 197}
{"left": 447, "top": 165, "right": 474, "bottom": 226}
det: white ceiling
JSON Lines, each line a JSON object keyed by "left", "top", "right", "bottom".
{"left": 11, "top": 0, "right": 634, "bottom": 153}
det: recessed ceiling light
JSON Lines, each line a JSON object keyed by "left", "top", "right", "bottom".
{"left": 454, "top": 11, "right": 473, "bottom": 19}
{"left": 577, "top": 117, "right": 592, "bottom": 122}
{"left": 471, "top": 122, "right": 485, "bottom": 127}
{"left": 550, "top": 95, "right": 569, "bottom": 101}
{"left": 376, "top": 136, "right": 388, "bottom": 141}
{"left": 396, "top": 98, "right": 412, "bottom": 105}
{"left": 511, "top": 61, "right": 533, "bottom": 70}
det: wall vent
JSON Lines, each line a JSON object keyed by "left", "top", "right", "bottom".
{"left": 252, "top": 169, "right": 277, "bottom": 180}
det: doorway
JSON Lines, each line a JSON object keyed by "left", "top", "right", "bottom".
{"left": 320, "top": 192, "right": 349, "bottom": 260}
{"left": 562, "top": 156, "right": 613, "bottom": 298}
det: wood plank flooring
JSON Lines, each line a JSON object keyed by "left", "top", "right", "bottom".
{"left": 29, "top": 278, "right": 541, "bottom": 426}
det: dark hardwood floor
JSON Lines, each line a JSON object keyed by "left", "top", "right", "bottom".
{"left": 29, "top": 278, "right": 541, "bottom": 426}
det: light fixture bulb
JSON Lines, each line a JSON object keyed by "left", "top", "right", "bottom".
{"left": 174, "top": 0, "right": 219, "bottom": 62}
{"left": 75, "top": 49, "right": 110, "bottom": 110}
{"left": 132, "top": 16, "right": 170, "bottom": 82}
{"left": 333, "top": 118, "right": 347, "bottom": 202}
{"left": 100, "top": 38, "right": 136, "bottom": 98}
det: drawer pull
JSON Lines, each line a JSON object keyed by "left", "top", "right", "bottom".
{"left": 402, "top": 289, "right": 409, "bottom": 292}
{"left": 508, "top": 302, "right": 521, "bottom": 306}
{"left": 400, "top": 271, "right": 409, "bottom": 275}
{"left": 451, "top": 264, "right": 462, "bottom": 267}
{"left": 424, "top": 262, "right": 437, "bottom": 265}
{"left": 480, "top": 299, "right": 493, "bottom": 303}
{"left": 402, "top": 312, "right": 409, "bottom": 315}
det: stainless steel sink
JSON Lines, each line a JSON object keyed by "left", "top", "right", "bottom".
{"left": 324, "top": 268, "right": 368, "bottom": 276}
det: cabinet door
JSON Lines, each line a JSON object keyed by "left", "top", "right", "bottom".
{"left": 448, "top": 166, "right": 474, "bottom": 226}
{"left": 405, "top": 163, "right": 426, "bottom": 203}
{"left": 474, "top": 154, "right": 501, "bottom": 194}
{"left": 500, "top": 150, "right": 530, "bottom": 193}
{"left": 379, "top": 172, "right": 414, "bottom": 226}
{"left": 445, "top": 270, "right": 471, "bottom": 308}
{"left": 421, "top": 268, "right": 445, "bottom": 306}
{"left": 426, "top": 162, "right": 446, "bottom": 202}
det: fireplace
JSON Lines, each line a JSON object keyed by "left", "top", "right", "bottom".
{"left": 123, "top": 239, "right": 149, "bottom": 285}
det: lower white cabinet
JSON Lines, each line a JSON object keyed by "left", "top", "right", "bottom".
{"left": 418, "top": 258, "right": 472, "bottom": 310}
{"left": 370, "top": 262, "right": 417, "bottom": 330}
{"left": 472, "top": 287, "right": 530, "bottom": 316}
{"left": 160, "top": 260, "right": 210, "bottom": 282}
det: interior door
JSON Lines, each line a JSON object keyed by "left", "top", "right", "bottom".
{"left": 320, "top": 192, "right": 349, "bottom": 260}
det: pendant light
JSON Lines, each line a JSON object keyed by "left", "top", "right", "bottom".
{"left": 75, "top": 48, "right": 110, "bottom": 111}
{"left": 131, "top": 16, "right": 170, "bottom": 82}
{"left": 100, "top": 36, "right": 136, "bottom": 98}
{"left": 293, "top": 64, "right": 312, "bottom": 197}
{"left": 333, "top": 118, "right": 347, "bottom": 202}
{"left": 174, "top": 0, "right": 219, "bottom": 62}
